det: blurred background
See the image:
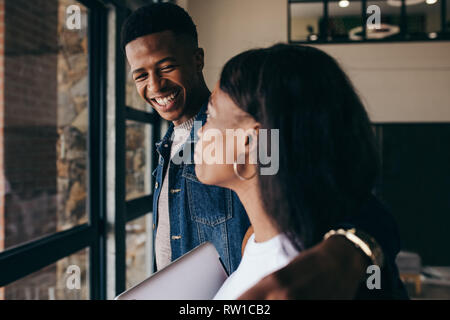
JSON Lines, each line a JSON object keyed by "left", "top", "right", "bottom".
{"left": 0, "top": 0, "right": 448, "bottom": 300}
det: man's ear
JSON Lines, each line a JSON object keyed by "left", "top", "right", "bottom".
{"left": 194, "top": 47, "right": 205, "bottom": 73}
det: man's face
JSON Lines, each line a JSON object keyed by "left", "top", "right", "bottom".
{"left": 125, "top": 30, "right": 204, "bottom": 124}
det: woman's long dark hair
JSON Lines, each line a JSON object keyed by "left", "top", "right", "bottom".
{"left": 219, "top": 44, "right": 380, "bottom": 249}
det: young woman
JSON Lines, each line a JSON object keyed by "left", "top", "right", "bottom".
{"left": 194, "top": 44, "right": 380, "bottom": 300}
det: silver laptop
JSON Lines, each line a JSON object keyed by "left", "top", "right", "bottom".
{"left": 115, "top": 242, "right": 228, "bottom": 300}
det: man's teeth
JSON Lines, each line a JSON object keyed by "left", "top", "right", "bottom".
{"left": 154, "top": 91, "right": 177, "bottom": 106}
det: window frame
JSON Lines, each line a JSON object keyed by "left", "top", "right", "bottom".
{"left": 288, "top": 0, "right": 450, "bottom": 44}
{"left": 0, "top": 0, "right": 108, "bottom": 300}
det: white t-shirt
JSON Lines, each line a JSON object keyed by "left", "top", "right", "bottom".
{"left": 213, "top": 233, "right": 300, "bottom": 300}
{"left": 155, "top": 118, "right": 195, "bottom": 270}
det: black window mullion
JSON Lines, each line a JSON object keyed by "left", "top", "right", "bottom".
{"left": 0, "top": 225, "right": 95, "bottom": 287}
{"left": 362, "top": 0, "right": 367, "bottom": 41}
{"left": 125, "top": 195, "right": 154, "bottom": 223}
{"left": 288, "top": 0, "right": 292, "bottom": 45}
{"left": 114, "top": 6, "right": 128, "bottom": 297}
{"left": 321, "top": 0, "right": 329, "bottom": 41}
{"left": 125, "top": 106, "right": 158, "bottom": 124}
{"left": 87, "top": 0, "right": 108, "bottom": 300}
{"left": 401, "top": 0, "right": 407, "bottom": 39}
{"left": 442, "top": 0, "right": 447, "bottom": 35}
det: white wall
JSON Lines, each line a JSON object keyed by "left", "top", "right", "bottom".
{"left": 181, "top": 0, "right": 450, "bottom": 123}
{"left": 315, "top": 42, "right": 450, "bottom": 123}
{"left": 183, "top": 0, "right": 287, "bottom": 88}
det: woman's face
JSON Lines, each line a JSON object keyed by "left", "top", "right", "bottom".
{"left": 194, "top": 83, "right": 257, "bottom": 188}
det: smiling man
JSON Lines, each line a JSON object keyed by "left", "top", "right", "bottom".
{"left": 121, "top": 3, "right": 407, "bottom": 299}
{"left": 126, "top": 29, "right": 208, "bottom": 125}
{"left": 122, "top": 3, "right": 250, "bottom": 274}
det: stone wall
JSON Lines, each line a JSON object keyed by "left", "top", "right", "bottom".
{"left": 54, "top": 0, "right": 88, "bottom": 300}
{"left": 56, "top": 0, "right": 88, "bottom": 232}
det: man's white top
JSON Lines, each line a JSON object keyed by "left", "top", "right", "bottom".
{"left": 213, "top": 233, "right": 300, "bottom": 300}
{"left": 155, "top": 117, "right": 195, "bottom": 270}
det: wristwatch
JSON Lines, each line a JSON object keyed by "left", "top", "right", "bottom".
{"left": 323, "top": 228, "right": 384, "bottom": 268}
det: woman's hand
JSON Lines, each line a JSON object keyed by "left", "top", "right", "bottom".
{"left": 238, "top": 236, "right": 370, "bottom": 299}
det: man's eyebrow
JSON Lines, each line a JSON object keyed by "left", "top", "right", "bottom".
{"left": 131, "top": 67, "right": 146, "bottom": 76}
{"left": 156, "top": 56, "right": 177, "bottom": 65}
{"left": 130, "top": 57, "right": 178, "bottom": 77}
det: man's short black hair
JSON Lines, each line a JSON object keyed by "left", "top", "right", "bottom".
{"left": 121, "top": 3, "right": 198, "bottom": 50}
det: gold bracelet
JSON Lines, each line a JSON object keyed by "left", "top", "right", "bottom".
{"left": 324, "top": 228, "right": 384, "bottom": 268}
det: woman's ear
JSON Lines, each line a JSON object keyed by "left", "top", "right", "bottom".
{"left": 246, "top": 124, "right": 260, "bottom": 146}
{"left": 246, "top": 124, "right": 260, "bottom": 164}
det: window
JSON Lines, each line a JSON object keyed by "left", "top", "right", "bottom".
{"left": 328, "top": 0, "right": 363, "bottom": 41}
{"left": 125, "top": 120, "right": 153, "bottom": 201}
{"left": 0, "top": 0, "right": 165, "bottom": 300}
{"left": 289, "top": 1, "right": 324, "bottom": 41}
{"left": 0, "top": 0, "right": 107, "bottom": 300}
{"left": 405, "top": 0, "right": 442, "bottom": 38}
{"left": 2, "top": 248, "right": 89, "bottom": 300}
{"left": 0, "top": 0, "right": 89, "bottom": 252}
{"left": 126, "top": 214, "right": 152, "bottom": 290}
{"left": 288, "top": 0, "right": 450, "bottom": 43}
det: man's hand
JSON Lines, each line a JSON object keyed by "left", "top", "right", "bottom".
{"left": 238, "top": 236, "right": 371, "bottom": 299}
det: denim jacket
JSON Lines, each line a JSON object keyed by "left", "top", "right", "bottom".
{"left": 152, "top": 102, "right": 250, "bottom": 274}
{"left": 152, "top": 99, "right": 407, "bottom": 298}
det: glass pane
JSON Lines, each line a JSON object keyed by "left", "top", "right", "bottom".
{"left": 0, "top": 0, "right": 89, "bottom": 253}
{"left": 126, "top": 121, "right": 152, "bottom": 201}
{"left": 328, "top": 1, "right": 363, "bottom": 41}
{"left": 126, "top": 62, "right": 153, "bottom": 112}
{"left": 0, "top": 248, "right": 89, "bottom": 300}
{"left": 447, "top": 0, "right": 450, "bottom": 34}
{"left": 290, "top": 2, "right": 324, "bottom": 42}
{"left": 405, "top": 0, "right": 441, "bottom": 38}
{"left": 366, "top": 0, "right": 402, "bottom": 40}
{"left": 126, "top": 214, "right": 153, "bottom": 289}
